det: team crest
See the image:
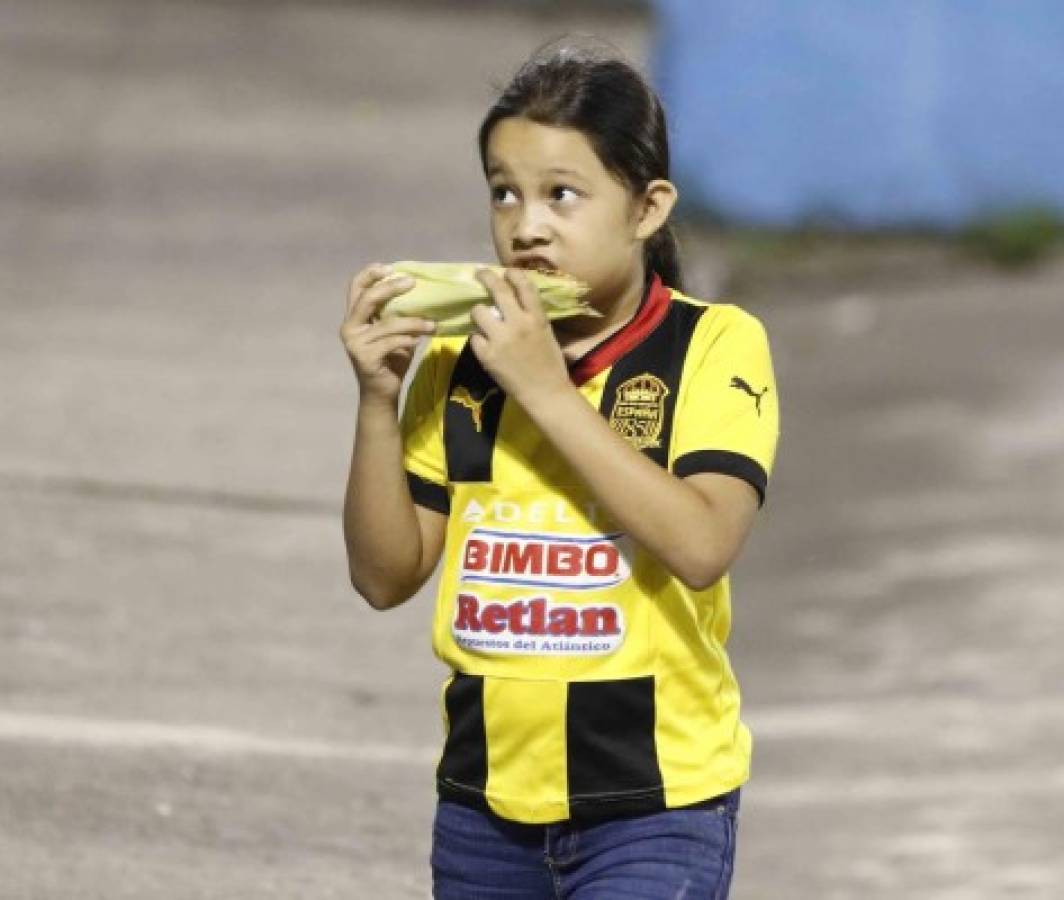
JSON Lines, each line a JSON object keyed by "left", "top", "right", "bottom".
{"left": 609, "top": 374, "right": 669, "bottom": 450}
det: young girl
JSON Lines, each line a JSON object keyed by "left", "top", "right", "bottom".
{"left": 340, "top": 42, "right": 779, "bottom": 900}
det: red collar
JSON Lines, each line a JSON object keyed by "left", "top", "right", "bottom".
{"left": 567, "top": 273, "right": 672, "bottom": 387}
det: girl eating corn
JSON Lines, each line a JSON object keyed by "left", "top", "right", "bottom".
{"left": 340, "top": 40, "right": 780, "bottom": 900}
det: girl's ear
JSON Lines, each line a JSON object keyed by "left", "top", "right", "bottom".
{"left": 634, "top": 179, "right": 679, "bottom": 240}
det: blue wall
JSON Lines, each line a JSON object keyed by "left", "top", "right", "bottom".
{"left": 652, "top": 0, "right": 1064, "bottom": 228}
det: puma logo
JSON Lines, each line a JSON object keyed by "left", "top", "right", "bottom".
{"left": 729, "top": 376, "right": 769, "bottom": 417}
{"left": 449, "top": 386, "right": 500, "bottom": 433}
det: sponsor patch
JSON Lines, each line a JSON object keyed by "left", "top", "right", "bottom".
{"left": 460, "top": 528, "right": 630, "bottom": 591}
{"left": 460, "top": 498, "right": 615, "bottom": 531}
{"left": 452, "top": 593, "right": 625, "bottom": 656}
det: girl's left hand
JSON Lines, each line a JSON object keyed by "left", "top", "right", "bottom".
{"left": 469, "top": 268, "right": 573, "bottom": 409}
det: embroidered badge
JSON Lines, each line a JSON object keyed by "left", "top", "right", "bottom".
{"left": 609, "top": 374, "right": 669, "bottom": 450}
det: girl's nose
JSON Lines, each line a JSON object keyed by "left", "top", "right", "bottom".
{"left": 513, "top": 204, "right": 551, "bottom": 245}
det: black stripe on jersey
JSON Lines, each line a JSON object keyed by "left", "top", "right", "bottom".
{"left": 443, "top": 342, "right": 505, "bottom": 483}
{"left": 598, "top": 301, "right": 707, "bottom": 468}
{"left": 566, "top": 676, "right": 665, "bottom": 820}
{"left": 405, "top": 470, "right": 450, "bottom": 514}
{"left": 674, "top": 449, "right": 768, "bottom": 507}
{"left": 437, "top": 672, "right": 489, "bottom": 807}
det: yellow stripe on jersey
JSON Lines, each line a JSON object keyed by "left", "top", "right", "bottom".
{"left": 482, "top": 677, "right": 569, "bottom": 822}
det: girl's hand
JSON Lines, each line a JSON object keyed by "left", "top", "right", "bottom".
{"left": 340, "top": 263, "right": 436, "bottom": 405}
{"left": 470, "top": 268, "right": 573, "bottom": 410}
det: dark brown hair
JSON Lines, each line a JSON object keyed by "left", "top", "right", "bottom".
{"left": 478, "top": 41, "right": 684, "bottom": 292}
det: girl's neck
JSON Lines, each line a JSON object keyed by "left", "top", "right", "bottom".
{"left": 553, "top": 269, "right": 647, "bottom": 361}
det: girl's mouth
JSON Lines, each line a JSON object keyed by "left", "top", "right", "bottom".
{"left": 513, "top": 255, "right": 558, "bottom": 274}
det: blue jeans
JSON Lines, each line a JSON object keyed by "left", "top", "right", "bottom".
{"left": 431, "top": 791, "right": 740, "bottom": 899}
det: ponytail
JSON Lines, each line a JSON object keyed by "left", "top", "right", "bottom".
{"left": 645, "top": 223, "right": 684, "bottom": 293}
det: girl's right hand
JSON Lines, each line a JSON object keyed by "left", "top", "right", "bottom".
{"left": 340, "top": 263, "right": 436, "bottom": 404}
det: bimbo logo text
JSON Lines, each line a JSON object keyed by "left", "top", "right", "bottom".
{"left": 460, "top": 528, "right": 631, "bottom": 590}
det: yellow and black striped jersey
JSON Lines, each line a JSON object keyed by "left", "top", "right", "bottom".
{"left": 400, "top": 272, "right": 780, "bottom": 824}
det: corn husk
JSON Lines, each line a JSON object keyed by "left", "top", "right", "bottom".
{"left": 379, "top": 261, "right": 598, "bottom": 335}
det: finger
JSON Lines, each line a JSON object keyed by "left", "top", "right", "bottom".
{"left": 339, "top": 317, "right": 429, "bottom": 355}
{"left": 469, "top": 301, "right": 505, "bottom": 338}
{"left": 346, "top": 263, "right": 393, "bottom": 319}
{"left": 339, "top": 320, "right": 370, "bottom": 343}
{"left": 469, "top": 331, "right": 488, "bottom": 362}
{"left": 503, "top": 267, "right": 541, "bottom": 316}
{"left": 360, "top": 316, "right": 436, "bottom": 342}
{"left": 372, "top": 333, "right": 424, "bottom": 357}
{"left": 348, "top": 272, "right": 416, "bottom": 326}
{"left": 475, "top": 267, "right": 521, "bottom": 320}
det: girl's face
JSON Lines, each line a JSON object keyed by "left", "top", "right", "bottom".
{"left": 484, "top": 117, "right": 646, "bottom": 308}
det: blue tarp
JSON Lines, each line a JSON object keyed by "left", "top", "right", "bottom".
{"left": 651, "top": 0, "right": 1064, "bottom": 228}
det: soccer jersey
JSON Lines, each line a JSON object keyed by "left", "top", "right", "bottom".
{"left": 400, "top": 272, "right": 780, "bottom": 824}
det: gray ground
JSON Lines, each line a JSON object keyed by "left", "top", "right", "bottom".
{"left": 3, "top": 1, "right": 1063, "bottom": 897}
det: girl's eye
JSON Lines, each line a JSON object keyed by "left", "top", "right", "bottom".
{"left": 491, "top": 186, "right": 516, "bottom": 205}
{"left": 551, "top": 186, "right": 580, "bottom": 203}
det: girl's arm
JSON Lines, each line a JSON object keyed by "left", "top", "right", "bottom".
{"left": 468, "top": 268, "right": 760, "bottom": 590}
{"left": 518, "top": 389, "right": 757, "bottom": 589}
{"left": 340, "top": 264, "right": 444, "bottom": 610}
{"left": 342, "top": 395, "right": 448, "bottom": 609}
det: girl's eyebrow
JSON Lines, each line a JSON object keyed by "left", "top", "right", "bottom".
{"left": 486, "top": 162, "right": 587, "bottom": 181}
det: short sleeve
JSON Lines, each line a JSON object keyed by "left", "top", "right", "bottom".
{"left": 399, "top": 342, "right": 450, "bottom": 514}
{"left": 670, "top": 307, "right": 780, "bottom": 507}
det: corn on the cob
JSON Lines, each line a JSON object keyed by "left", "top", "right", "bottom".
{"left": 379, "top": 261, "right": 598, "bottom": 335}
